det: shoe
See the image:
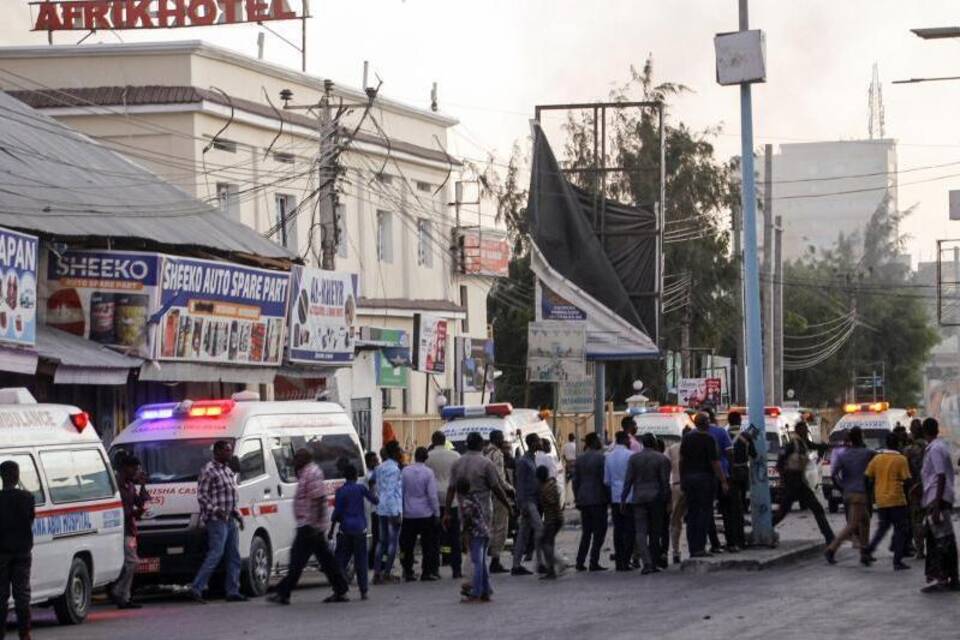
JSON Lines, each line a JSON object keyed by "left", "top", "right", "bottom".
{"left": 404, "top": 574, "right": 417, "bottom": 583}
{"left": 921, "top": 581, "right": 950, "bottom": 594}
{"left": 640, "top": 566, "right": 655, "bottom": 575}
{"left": 673, "top": 555, "right": 682, "bottom": 565}
{"left": 576, "top": 564, "right": 587, "bottom": 572}
{"left": 226, "top": 594, "right": 248, "bottom": 603}
{"left": 372, "top": 574, "right": 383, "bottom": 586}
{"left": 824, "top": 549, "right": 836, "bottom": 565}
{"left": 510, "top": 566, "right": 533, "bottom": 576}
{"left": 893, "top": 562, "right": 911, "bottom": 571}
{"left": 488, "top": 559, "right": 506, "bottom": 574}
{"left": 588, "top": 565, "right": 608, "bottom": 572}
{"left": 107, "top": 590, "right": 122, "bottom": 607}
{"left": 360, "top": 592, "right": 369, "bottom": 601}
{"left": 186, "top": 589, "right": 206, "bottom": 604}
{"left": 860, "top": 554, "right": 876, "bottom": 567}
{"left": 615, "top": 565, "right": 635, "bottom": 572}
{"left": 480, "top": 594, "right": 492, "bottom": 602}
{"left": 689, "top": 551, "right": 714, "bottom": 559}
{"left": 420, "top": 574, "right": 440, "bottom": 582}
{"left": 656, "top": 558, "right": 669, "bottom": 570}
{"left": 118, "top": 601, "right": 142, "bottom": 610}
{"left": 725, "top": 545, "right": 741, "bottom": 554}
{"left": 461, "top": 595, "right": 482, "bottom": 604}
{"left": 709, "top": 546, "right": 724, "bottom": 554}
{"left": 323, "top": 593, "right": 350, "bottom": 603}
{"left": 267, "top": 594, "right": 290, "bottom": 605}
{"left": 537, "top": 564, "right": 549, "bottom": 574}
{"left": 539, "top": 572, "right": 557, "bottom": 580}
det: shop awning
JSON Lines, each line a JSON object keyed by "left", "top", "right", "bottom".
{"left": 139, "top": 361, "right": 277, "bottom": 385}
{"left": 0, "top": 345, "right": 39, "bottom": 376}
{"left": 35, "top": 325, "right": 142, "bottom": 385}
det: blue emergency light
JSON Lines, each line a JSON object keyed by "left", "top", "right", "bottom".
{"left": 441, "top": 403, "right": 513, "bottom": 421}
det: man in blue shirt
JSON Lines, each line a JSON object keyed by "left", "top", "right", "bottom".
{"left": 705, "top": 407, "right": 734, "bottom": 552}
{"left": 372, "top": 441, "right": 403, "bottom": 584}
{"left": 511, "top": 433, "right": 543, "bottom": 576}
{"left": 329, "top": 465, "right": 378, "bottom": 599}
{"left": 604, "top": 431, "right": 635, "bottom": 571}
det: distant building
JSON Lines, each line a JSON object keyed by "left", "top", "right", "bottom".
{"left": 762, "top": 140, "right": 898, "bottom": 261}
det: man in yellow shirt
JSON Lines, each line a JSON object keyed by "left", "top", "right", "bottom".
{"left": 864, "top": 432, "right": 912, "bottom": 571}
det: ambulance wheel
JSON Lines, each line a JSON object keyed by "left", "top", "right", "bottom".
{"left": 242, "top": 534, "right": 272, "bottom": 597}
{"left": 53, "top": 557, "right": 91, "bottom": 625}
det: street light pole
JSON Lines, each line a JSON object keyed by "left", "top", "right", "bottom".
{"left": 735, "top": 0, "right": 775, "bottom": 546}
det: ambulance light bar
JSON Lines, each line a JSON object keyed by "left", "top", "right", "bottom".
{"left": 441, "top": 403, "right": 513, "bottom": 421}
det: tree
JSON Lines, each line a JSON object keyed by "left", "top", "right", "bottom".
{"left": 484, "top": 58, "right": 740, "bottom": 406}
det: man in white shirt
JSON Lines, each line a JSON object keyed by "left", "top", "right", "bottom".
{"left": 561, "top": 434, "right": 578, "bottom": 507}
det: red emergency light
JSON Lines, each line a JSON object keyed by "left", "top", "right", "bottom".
{"left": 658, "top": 406, "right": 686, "bottom": 414}
{"left": 70, "top": 411, "right": 90, "bottom": 432}
{"left": 187, "top": 399, "right": 236, "bottom": 418}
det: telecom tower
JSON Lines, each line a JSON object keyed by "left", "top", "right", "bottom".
{"left": 868, "top": 62, "right": 885, "bottom": 139}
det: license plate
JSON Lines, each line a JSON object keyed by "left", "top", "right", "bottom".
{"left": 136, "top": 557, "right": 161, "bottom": 574}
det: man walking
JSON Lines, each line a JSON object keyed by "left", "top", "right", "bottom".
{"left": 483, "top": 430, "right": 513, "bottom": 574}
{"left": 919, "top": 418, "right": 959, "bottom": 593}
{"left": 622, "top": 433, "right": 671, "bottom": 574}
{"left": 270, "top": 449, "right": 349, "bottom": 604}
{"left": 110, "top": 454, "right": 149, "bottom": 609}
{"left": 400, "top": 447, "right": 440, "bottom": 582}
{"left": 427, "top": 431, "right": 462, "bottom": 579}
{"left": 537, "top": 466, "right": 564, "bottom": 580}
{"left": 666, "top": 427, "right": 689, "bottom": 564}
{"left": 456, "top": 478, "right": 492, "bottom": 602}
{"left": 772, "top": 423, "right": 834, "bottom": 545}
{"left": 862, "top": 433, "right": 911, "bottom": 571}
{"left": 573, "top": 432, "right": 608, "bottom": 572}
{"left": 903, "top": 419, "right": 927, "bottom": 559}
{"left": 604, "top": 431, "right": 636, "bottom": 570}
{"left": 511, "top": 433, "right": 544, "bottom": 575}
{"left": 190, "top": 440, "right": 245, "bottom": 603}
{"left": 373, "top": 441, "right": 404, "bottom": 585}
{"left": 0, "top": 460, "right": 34, "bottom": 640}
{"left": 680, "top": 414, "right": 729, "bottom": 558}
{"left": 329, "top": 464, "right": 377, "bottom": 600}
{"left": 824, "top": 426, "right": 875, "bottom": 565}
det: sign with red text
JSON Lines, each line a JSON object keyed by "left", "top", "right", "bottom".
{"left": 460, "top": 228, "right": 510, "bottom": 277}
{"left": 32, "top": 0, "right": 301, "bottom": 32}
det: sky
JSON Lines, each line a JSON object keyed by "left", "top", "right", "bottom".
{"left": 5, "top": 0, "right": 960, "bottom": 264}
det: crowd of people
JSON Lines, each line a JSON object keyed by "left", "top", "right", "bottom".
{"left": 2, "top": 412, "right": 959, "bottom": 639}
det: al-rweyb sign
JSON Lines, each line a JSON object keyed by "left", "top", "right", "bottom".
{"left": 413, "top": 314, "right": 447, "bottom": 375}
{"left": 32, "top": 0, "right": 301, "bottom": 31}
{"left": 527, "top": 320, "right": 586, "bottom": 383}
{"left": 0, "top": 228, "right": 38, "bottom": 347}
{"left": 288, "top": 267, "right": 359, "bottom": 365}
{"left": 156, "top": 256, "right": 289, "bottom": 366}
{"left": 44, "top": 249, "right": 160, "bottom": 357}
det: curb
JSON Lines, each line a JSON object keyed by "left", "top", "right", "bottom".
{"left": 680, "top": 540, "right": 824, "bottom": 573}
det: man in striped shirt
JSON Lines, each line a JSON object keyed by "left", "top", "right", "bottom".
{"left": 270, "top": 449, "right": 349, "bottom": 604}
{"left": 189, "top": 440, "right": 245, "bottom": 603}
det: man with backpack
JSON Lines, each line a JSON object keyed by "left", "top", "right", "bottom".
{"left": 772, "top": 422, "right": 835, "bottom": 545}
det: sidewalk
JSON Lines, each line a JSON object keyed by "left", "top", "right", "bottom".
{"left": 680, "top": 539, "right": 824, "bottom": 573}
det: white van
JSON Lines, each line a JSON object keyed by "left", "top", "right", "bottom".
{"left": 439, "top": 403, "right": 564, "bottom": 501}
{"left": 821, "top": 402, "right": 910, "bottom": 512}
{"left": 0, "top": 388, "right": 123, "bottom": 625}
{"left": 629, "top": 406, "right": 695, "bottom": 447}
{"left": 110, "top": 393, "right": 366, "bottom": 596}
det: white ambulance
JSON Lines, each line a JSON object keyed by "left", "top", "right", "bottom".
{"left": 629, "top": 406, "right": 695, "bottom": 446}
{"left": 109, "top": 393, "right": 366, "bottom": 596}
{"left": 0, "top": 388, "right": 124, "bottom": 625}
{"left": 731, "top": 406, "right": 820, "bottom": 499}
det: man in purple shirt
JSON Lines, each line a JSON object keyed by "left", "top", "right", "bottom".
{"left": 399, "top": 447, "right": 440, "bottom": 582}
{"left": 920, "top": 418, "right": 958, "bottom": 593}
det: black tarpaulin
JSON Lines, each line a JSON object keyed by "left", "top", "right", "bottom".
{"left": 527, "top": 122, "right": 658, "bottom": 342}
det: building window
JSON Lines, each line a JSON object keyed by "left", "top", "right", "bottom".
{"left": 417, "top": 219, "right": 433, "bottom": 267}
{"left": 336, "top": 203, "right": 348, "bottom": 258}
{"left": 276, "top": 193, "right": 298, "bottom": 251}
{"left": 460, "top": 285, "right": 469, "bottom": 333}
{"left": 381, "top": 388, "right": 393, "bottom": 410}
{"left": 216, "top": 182, "right": 240, "bottom": 221}
{"left": 377, "top": 210, "right": 393, "bottom": 263}
{"left": 210, "top": 138, "right": 237, "bottom": 153}
{"left": 272, "top": 151, "right": 295, "bottom": 164}
{"left": 416, "top": 181, "right": 433, "bottom": 193}
{"left": 376, "top": 173, "right": 393, "bottom": 185}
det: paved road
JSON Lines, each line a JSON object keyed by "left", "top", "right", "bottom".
{"left": 16, "top": 510, "right": 959, "bottom": 640}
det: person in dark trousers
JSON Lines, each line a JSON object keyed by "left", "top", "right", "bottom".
{"left": 728, "top": 412, "right": 755, "bottom": 549}
{"left": 573, "top": 432, "right": 608, "bottom": 572}
{"left": 680, "top": 413, "right": 729, "bottom": 558}
{"left": 0, "top": 461, "right": 34, "bottom": 640}
{"left": 329, "top": 464, "right": 378, "bottom": 600}
{"left": 365, "top": 451, "right": 380, "bottom": 567}
{"left": 400, "top": 447, "right": 440, "bottom": 582}
{"left": 622, "top": 433, "right": 671, "bottom": 574}
{"left": 704, "top": 406, "right": 734, "bottom": 553}
{"left": 483, "top": 430, "right": 514, "bottom": 574}
{"left": 456, "top": 478, "right": 492, "bottom": 602}
{"left": 604, "top": 431, "right": 636, "bottom": 570}
{"left": 536, "top": 466, "right": 564, "bottom": 580}
{"left": 511, "top": 433, "right": 544, "bottom": 575}
{"left": 269, "top": 449, "right": 350, "bottom": 605}
{"left": 772, "top": 422, "right": 835, "bottom": 545}
{"left": 902, "top": 420, "right": 927, "bottom": 559}
{"left": 824, "top": 426, "right": 875, "bottom": 565}
{"left": 863, "top": 433, "right": 912, "bottom": 571}
{"left": 110, "top": 454, "right": 149, "bottom": 609}
{"left": 427, "top": 431, "right": 462, "bottom": 579}
{"left": 919, "top": 418, "right": 959, "bottom": 593}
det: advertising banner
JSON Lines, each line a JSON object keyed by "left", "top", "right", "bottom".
{"left": 33, "top": 0, "right": 302, "bottom": 31}
{"left": 460, "top": 229, "right": 510, "bottom": 277}
{"left": 156, "top": 256, "right": 290, "bottom": 366}
{"left": 527, "top": 320, "right": 586, "bottom": 383}
{"left": 287, "top": 267, "right": 359, "bottom": 365}
{"left": 462, "top": 338, "right": 495, "bottom": 393}
{"left": 413, "top": 314, "right": 448, "bottom": 374}
{"left": 45, "top": 249, "right": 160, "bottom": 357}
{"left": 558, "top": 376, "right": 594, "bottom": 414}
{"left": 677, "top": 378, "right": 708, "bottom": 408}
{"left": 705, "top": 377, "right": 722, "bottom": 408}
{"left": 0, "top": 228, "right": 38, "bottom": 348}
{"left": 372, "top": 328, "right": 411, "bottom": 388}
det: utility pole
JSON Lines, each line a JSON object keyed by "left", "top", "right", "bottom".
{"left": 773, "top": 215, "right": 783, "bottom": 405}
{"left": 732, "top": 202, "right": 746, "bottom": 404}
{"left": 716, "top": 0, "right": 774, "bottom": 545}
{"left": 301, "top": 0, "right": 310, "bottom": 72}
{"left": 318, "top": 79, "right": 339, "bottom": 270}
{"left": 763, "top": 143, "right": 774, "bottom": 405}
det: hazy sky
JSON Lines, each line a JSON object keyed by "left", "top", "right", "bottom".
{"left": 5, "top": 0, "right": 960, "bottom": 263}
